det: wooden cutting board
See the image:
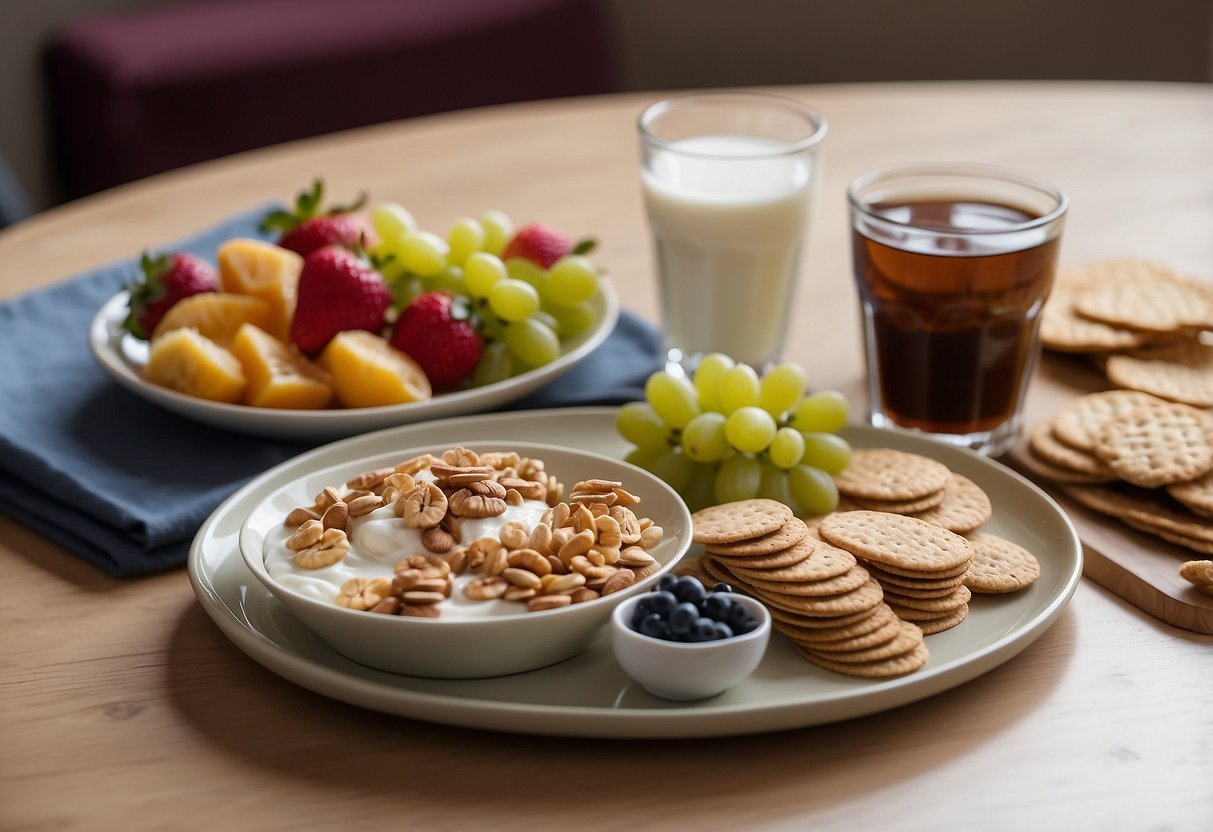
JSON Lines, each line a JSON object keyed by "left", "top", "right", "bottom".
{"left": 1008, "top": 353, "right": 1213, "bottom": 635}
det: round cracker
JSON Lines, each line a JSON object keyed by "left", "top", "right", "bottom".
{"left": 723, "top": 538, "right": 855, "bottom": 582}
{"left": 737, "top": 563, "right": 871, "bottom": 597}
{"left": 1072, "top": 263, "right": 1213, "bottom": 333}
{"left": 913, "top": 604, "right": 970, "bottom": 635}
{"left": 1040, "top": 278, "right": 1154, "bottom": 353}
{"left": 1062, "top": 483, "right": 1213, "bottom": 542}
{"left": 1029, "top": 421, "right": 1118, "bottom": 479}
{"left": 1105, "top": 338, "right": 1213, "bottom": 408}
{"left": 864, "top": 562, "right": 968, "bottom": 589}
{"left": 766, "top": 601, "right": 888, "bottom": 630}
{"left": 704, "top": 516, "right": 809, "bottom": 556}
{"left": 911, "top": 474, "right": 993, "bottom": 534}
{"left": 798, "top": 619, "right": 923, "bottom": 663}
{"left": 1092, "top": 400, "right": 1213, "bottom": 488}
{"left": 833, "top": 448, "right": 952, "bottom": 502}
{"left": 691, "top": 498, "right": 793, "bottom": 545}
{"left": 774, "top": 603, "right": 897, "bottom": 643}
{"left": 852, "top": 489, "right": 948, "bottom": 514}
{"left": 820, "top": 510, "right": 975, "bottom": 572}
{"left": 782, "top": 616, "right": 903, "bottom": 652}
{"left": 1051, "top": 390, "right": 1167, "bottom": 452}
{"left": 750, "top": 578, "right": 884, "bottom": 618}
{"left": 795, "top": 639, "right": 929, "bottom": 678}
{"left": 882, "top": 584, "right": 971, "bottom": 612}
{"left": 963, "top": 531, "right": 1041, "bottom": 593}
{"left": 1167, "top": 470, "right": 1213, "bottom": 518}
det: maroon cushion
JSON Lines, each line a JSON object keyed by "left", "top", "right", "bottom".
{"left": 46, "top": 0, "right": 618, "bottom": 198}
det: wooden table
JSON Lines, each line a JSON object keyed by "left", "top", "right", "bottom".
{"left": 3, "top": 82, "right": 1212, "bottom": 831}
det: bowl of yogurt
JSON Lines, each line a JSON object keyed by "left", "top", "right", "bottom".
{"left": 240, "top": 441, "right": 692, "bottom": 678}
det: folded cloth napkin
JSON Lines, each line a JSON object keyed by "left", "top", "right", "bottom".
{"left": 0, "top": 207, "right": 662, "bottom": 577}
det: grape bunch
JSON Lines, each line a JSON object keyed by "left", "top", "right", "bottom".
{"left": 617, "top": 354, "right": 852, "bottom": 515}
{"left": 368, "top": 202, "right": 603, "bottom": 387}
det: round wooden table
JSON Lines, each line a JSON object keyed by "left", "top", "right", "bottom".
{"left": 3, "top": 82, "right": 1211, "bottom": 831}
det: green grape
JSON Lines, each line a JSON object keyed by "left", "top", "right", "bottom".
{"left": 725, "top": 406, "right": 777, "bottom": 454}
{"left": 478, "top": 313, "right": 505, "bottom": 342}
{"left": 681, "top": 412, "right": 733, "bottom": 462}
{"left": 790, "top": 390, "right": 851, "bottom": 433}
{"left": 488, "top": 278, "right": 541, "bottom": 321}
{"left": 692, "top": 352, "right": 734, "bottom": 413}
{"left": 649, "top": 447, "right": 697, "bottom": 494}
{"left": 427, "top": 265, "right": 465, "bottom": 295}
{"left": 480, "top": 209, "right": 514, "bottom": 256}
{"left": 759, "top": 362, "right": 807, "bottom": 417}
{"left": 388, "top": 274, "right": 424, "bottom": 308}
{"left": 548, "top": 302, "right": 597, "bottom": 338}
{"left": 546, "top": 255, "right": 599, "bottom": 307}
{"left": 470, "top": 341, "right": 512, "bottom": 387}
{"left": 799, "top": 432, "right": 853, "bottom": 475}
{"left": 681, "top": 462, "right": 719, "bottom": 512}
{"left": 644, "top": 371, "right": 700, "bottom": 430}
{"left": 447, "top": 217, "right": 485, "bottom": 267}
{"left": 768, "top": 427, "right": 807, "bottom": 469}
{"left": 788, "top": 464, "right": 839, "bottom": 516}
{"left": 756, "top": 458, "right": 798, "bottom": 512}
{"left": 503, "top": 318, "right": 560, "bottom": 367}
{"left": 506, "top": 256, "right": 548, "bottom": 292}
{"left": 616, "top": 402, "right": 672, "bottom": 451}
{"left": 370, "top": 201, "right": 417, "bottom": 245}
{"left": 624, "top": 446, "right": 665, "bottom": 472}
{"left": 464, "top": 252, "right": 507, "bottom": 298}
{"left": 396, "top": 230, "right": 449, "bottom": 277}
{"left": 532, "top": 309, "right": 559, "bottom": 333}
{"left": 714, "top": 454, "right": 761, "bottom": 504}
{"left": 720, "top": 363, "right": 761, "bottom": 413}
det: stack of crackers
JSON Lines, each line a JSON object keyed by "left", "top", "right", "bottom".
{"left": 1021, "top": 389, "right": 1213, "bottom": 555}
{"left": 1040, "top": 258, "right": 1213, "bottom": 408}
{"left": 683, "top": 449, "right": 1042, "bottom": 679}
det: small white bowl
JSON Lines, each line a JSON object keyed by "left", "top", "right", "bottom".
{"left": 610, "top": 591, "right": 771, "bottom": 701}
{"left": 240, "top": 441, "right": 691, "bottom": 679}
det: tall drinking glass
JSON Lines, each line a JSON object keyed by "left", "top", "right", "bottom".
{"left": 848, "top": 162, "right": 1068, "bottom": 456}
{"left": 639, "top": 92, "right": 827, "bottom": 373}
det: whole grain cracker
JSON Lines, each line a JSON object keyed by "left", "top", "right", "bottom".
{"left": 852, "top": 490, "right": 948, "bottom": 514}
{"left": 721, "top": 538, "right": 855, "bottom": 582}
{"left": 766, "top": 601, "right": 888, "bottom": 630}
{"left": 864, "top": 562, "right": 968, "bottom": 589}
{"left": 1105, "top": 338, "right": 1213, "bottom": 408}
{"left": 749, "top": 578, "right": 885, "bottom": 618}
{"left": 1017, "top": 433, "right": 1120, "bottom": 485}
{"left": 963, "top": 531, "right": 1041, "bottom": 593}
{"left": 1092, "top": 400, "right": 1213, "bottom": 488}
{"left": 1072, "top": 263, "right": 1213, "bottom": 333}
{"left": 703, "top": 516, "right": 809, "bottom": 556}
{"left": 1122, "top": 518, "right": 1213, "bottom": 555}
{"left": 1051, "top": 390, "right": 1166, "bottom": 452}
{"left": 1028, "top": 421, "right": 1118, "bottom": 479}
{"left": 1062, "top": 483, "right": 1213, "bottom": 542}
{"left": 875, "top": 581, "right": 966, "bottom": 599}
{"left": 795, "top": 639, "right": 929, "bottom": 678}
{"left": 710, "top": 542, "right": 816, "bottom": 571}
{"left": 882, "top": 584, "right": 971, "bottom": 612}
{"left": 833, "top": 448, "right": 952, "bottom": 502}
{"left": 797, "top": 620, "right": 923, "bottom": 663}
{"left": 820, "top": 510, "right": 975, "bottom": 573}
{"left": 736, "top": 563, "right": 871, "bottom": 597}
{"left": 913, "top": 605, "right": 970, "bottom": 635}
{"left": 691, "top": 499, "right": 792, "bottom": 545}
{"left": 910, "top": 474, "right": 993, "bottom": 534}
{"left": 1039, "top": 276, "right": 1155, "bottom": 353}
{"left": 781, "top": 616, "right": 903, "bottom": 652}
{"left": 1166, "top": 471, "right": 1213, "bottom": 519}
{"left": 773, "top": 604, "right": 897, "bottom": 643}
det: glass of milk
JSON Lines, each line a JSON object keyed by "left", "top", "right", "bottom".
{"left": 638, "top": 92, "right": 827, "bottom": 372}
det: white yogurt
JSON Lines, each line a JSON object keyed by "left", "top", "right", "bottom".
{"left": 642, "top": 134, "right": 816, "bottom": 368}
{"left": 263, "top": 491, "right": 550, "bottom": 619}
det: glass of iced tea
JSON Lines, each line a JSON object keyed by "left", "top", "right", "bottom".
{"left": 848, "top": 162, "right": 1067, "bottom": 456}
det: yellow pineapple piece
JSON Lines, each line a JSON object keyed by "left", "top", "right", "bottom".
{"left": 318, "top": 330, "right": 432, "bottom": 408}
{"left": 216, "top": 238, "right": 303, "bottom": 341}
{"left": 230, "top": 323, "right": 333, "bottom": 409}
{"left": 151, "top": 292, "right": 273, "bottom": 347}
{"left": 143, "top": 327, "right": 246, "bottom": 403}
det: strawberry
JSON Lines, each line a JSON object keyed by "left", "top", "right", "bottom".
{"left": 390, "top": 291, "right": 484, "bottom": 390}
{"left": 122, "top": 251, "right": 217, "bottom": 339}
{"left": 261, "top": 178, "right": 376, "bottom": 258}
{"left": 290, "top": 245, "right": 392, "bottom": 355}
{"left": 501, "top": 222, "right": 573, "bottom": 269}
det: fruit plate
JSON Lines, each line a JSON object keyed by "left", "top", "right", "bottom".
{"left": 87, "top": 279, "right": 618, "bottom": 441}
{"left": 187, "top": 407, "right": 1083, "bottom": 739}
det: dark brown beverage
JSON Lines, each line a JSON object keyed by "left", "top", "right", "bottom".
{"left": 852, "top": 199, "right": 1061, "bottom": 436}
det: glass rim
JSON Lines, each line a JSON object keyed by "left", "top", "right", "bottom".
{"left": 637, "top": 91, "right": 828, "bottom": 159}
{"left": 847, "top": 161, "right": 1069, "bottom": 235}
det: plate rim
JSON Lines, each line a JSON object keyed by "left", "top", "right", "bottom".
{"left": 187, "top": 406, "right": 1083, "bottom": 739}
{"left": 88, "top": 279, "right": 620, "bottom": 440}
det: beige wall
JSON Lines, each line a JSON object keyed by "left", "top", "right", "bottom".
{"left": 3, "top": 0, "right": 1211, "bottom": 215}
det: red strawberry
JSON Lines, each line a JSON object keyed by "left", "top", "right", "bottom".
{"left": 261, "top": 178, "right": 376, "bottom": 258}
{"left": 122, "top": 251, "right": 217, "bottom": 339}
{"left": 501, "top": 222, "right": 573, "bottom": 269}
{"left": 390, "top": 291, "right": 484, "bottom": 390}
{"left": 290, "top": 245, "right": 392, "bottom": 355}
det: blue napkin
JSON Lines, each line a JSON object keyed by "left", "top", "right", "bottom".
{"left": 0, "top": 207, "right": 661, "bottom": 577}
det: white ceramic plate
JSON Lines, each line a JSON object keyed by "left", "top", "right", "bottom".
{"left": 187, "top": 407, "right": 1082, "bottom": 739}
{"left": 88, "top": 281, "right": 618, "bottom": 441}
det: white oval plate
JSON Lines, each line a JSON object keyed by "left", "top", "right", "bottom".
{"left": 187, "top": 407, "right": 1082, "bottom": 739}
{"left": 88, "top": 280, "right": 618, "bottom": 441}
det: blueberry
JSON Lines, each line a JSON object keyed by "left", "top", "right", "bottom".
{"left": 712, "top": 622, "right": 735, "bottom": 640}
{"left": 726, "top": 601, "right": 752, "bottom": 630}
{"left": 659, "top": 573, "right": 678, "bottom": 593}
{"left": 712, "top": 582, "right": 734, "bottom": 594}
{"left": 673, "top": 576, "right": 706, "bottom": 605}
{"left": 644, "top": 590, "right": 677, "bottom": 617}
{"left": 668, "top": 601, "right": 699, "bottom": 636}
{"left": 638, "top": 613, "right": 670, "bottom": 639}
{"left": 701, "top": 593, "right": 733, "bottom": 622}
{"left": 691, "top": 619, "right": 719, "bottom": 642}
{"left": 735, "top": 617, "right": 758, "bottom": 635}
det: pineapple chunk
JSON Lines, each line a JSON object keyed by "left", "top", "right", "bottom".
{"left": 217, "top": 238, "right": 303, "bottom": 342}
{"left": 151, "top": 292, "right": 273, "bottom": 347}
{"left": 230, "top": 323, "right": 333, "bottom": 409}
{"left": 318, "top": 330, "right": 432, "bottom": 408}
{"left": 143, "top": 327, "right": 246, "bottom": 403}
